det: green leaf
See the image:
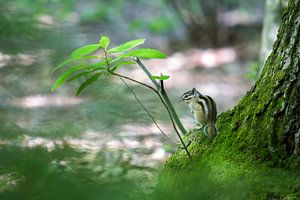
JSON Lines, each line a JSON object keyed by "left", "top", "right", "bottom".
{"left": 99, "top": 35, "right": 110, "bottom": 49}
{"left": 76, "top": 73, "right": 101, "bottom": 96}
{"left": 68, "top": 70, "right": 97, "bottom": 82}
{"left": 151, "top": 75, "right": 170, "bottom": 80}
{"left": 52, "top": 56, "right": 99, "bottom": 72}
{"left": 122, "top": 48, "right": 166, "bottom": 59}
{"left": 108, "top": 39, "right": 145, "bottom": 53}
{"left": 111, "top": 61, "right": 135, "bottom": 70}
{"left": 51, "top": 71, "right": 73, "bottom": 92}
{"left": 91, "top": 58, "right": 112, "bottom": 69}
{"left": 51, "top": 65, "right": 88, "bottom": 92}
{"left": 71, "top": 44, "right": 101, "bottom": 58}
{"left": 67, "top": 59, "right": 110, "bottom": 82}
{"left": 110, "top": 56, "right": 124, "bottom": 64}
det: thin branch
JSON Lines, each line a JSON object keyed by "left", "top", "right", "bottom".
{"left": 119, "top": 77, "right": 179, "bottom": 145}
{"left": 109, "top": 71, "right": 157, "bottom": 92}
{"left": 135, "top": 57, "right": 187, "bottom": 135}
{"left": 160, "top": 96, "right": 192, "bottom": 161}
{"left": 160, "top": 79, "right": 164, "bottom": 91}
{"left": 105, "top": 54, "right": 191, "bottom": 160}
{"left": 134, "top": 57, "right": 160, "bottom": 88}
{"left": 159, "top": 80, "right": 192, "bottom": 161}
{"left": 104, "top": 49, "right": 110, "bottom": 70}
{"left": 111, "top": 72, "right": 192, "bottom": 161}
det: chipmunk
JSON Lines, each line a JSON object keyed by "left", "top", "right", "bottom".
{"left": 180, "top": 88, "right": 217, "bottom": 138}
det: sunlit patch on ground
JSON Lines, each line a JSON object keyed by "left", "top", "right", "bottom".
{"left": 0, "top": 50, "right": 53, "bottom": 68}
{"left": 76, "top": 127, "right": 173, "bottom": 166}
{"left": 0, "top": 52, "right": 12, "bottom": 68}
{"left": 11, "top": 95, "right": 83, "bottom": 108}
{"left": 16, "top": 54, "right": 36, "bottom": 66}
{"left": 0, "top": 173, "right": 25, "bottom": 193}
{"left": 37, "top": 15, "right": 55, "bottom": 27}
{"left": 0, "top": 52, "right": 36, "bottom": 67}
{"left": 18, "top": 123, "right": 178, "bottom": 169}
{"left": 119, "top": 123, "right": 174, "bottom": 137}
{"left": 22, "top": 135, "right": 62, "bottom": 151}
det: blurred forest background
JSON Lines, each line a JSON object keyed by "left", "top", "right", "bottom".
{"left": 0, "top": 0, "right": 285, "bottom": 199}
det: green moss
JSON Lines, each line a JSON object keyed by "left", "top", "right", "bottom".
{"left": 159, "top": 91, "right": 300, "bottom": 197}
{"left": 157, "top": 131, "right": 300, "bottom": 199}
{"left": 158, "top": 0, "right": 300, "bottom": 198}
{"left": 159, "top": 95, "right": 299, "bottom": 198}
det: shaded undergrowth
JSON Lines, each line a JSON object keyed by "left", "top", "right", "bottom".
{"left": 0, "top": 144, "right": 156, "bottom": 200}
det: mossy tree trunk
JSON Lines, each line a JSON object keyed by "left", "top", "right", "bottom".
{"left": 165, "top": 0, "right": 300, "bottom": 169}
{"left": 157, "top": 1, "right": 300, "bottom": 197}
{"left": 217, "top": 0, "right": 300, "bottom": 164}
{"left": 217, "top": 0, "right": 300, "bottom": 165}
{"left": 258, "top": 0, "right": 283, "bottom": 75}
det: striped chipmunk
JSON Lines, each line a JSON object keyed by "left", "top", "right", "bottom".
{"left": 180, "top": 88, "right": 217, "bottom": 138}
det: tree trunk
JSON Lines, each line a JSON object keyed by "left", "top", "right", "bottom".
{"left": 216, "top": 0, "right": 300, "bottom": 164}
{"left": 156, "top": 0, "right": 300, "bottom": 198}
{"left": 167, "top": 0, "right": 221, "bottom": 47}
{"left": 258, "top": 0, "right": 282, "bottom": 75}
{"left": 166, "top": 0, "right": 300, "bottom": 168}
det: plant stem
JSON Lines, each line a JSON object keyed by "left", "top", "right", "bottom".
{"left": 159, "top": 80, "right": 192, "bottom": 161}
{"left": 104, "top": 49, "right": 110, "bottom": 70}
{"left": 161, "top": 90, "right": 187, "bottom": 134}
{"left": 109, "top": 71, "right": 157, "bottom": 92}
{"left": 105, "top": 53, "right": 191, "bottom": 159}
{"left": 135, "top": 57, "right": 160, "bottom": 88}
{"left": 110, "top": 71, "right": 192, "bottom": 161}
{"left": 134, "top": 57, "right": 187, "bottom": 135}
{"left": 119, "top": 77, "right": 179, "bottom": 145}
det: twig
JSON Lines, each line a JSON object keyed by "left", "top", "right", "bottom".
{"left": 110, "top": 72, "right": 192, "bottom": 161}
{"left": 134, "top": 57, "right": 187, "bottom": 135}
{"left": 109, "top": 71, "right": 157, "bottom": 93}
{"left": 104, "top": 49, "right": 110, "bottom": 70}
{"left": 119, "top": 77, "right": 179, "bottom": 145}
{"left": 106, "top": 54, "right": 191, "bottom": 160}
{"left": 160, "top": 80, "right": 192, "bottom": 161}
{"left": 134, "top": 57, "right": 160, "bottom": 88}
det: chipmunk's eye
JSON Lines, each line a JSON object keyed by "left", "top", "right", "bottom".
{"left": 184, "top": 94, "right": 191, "bottom": 99}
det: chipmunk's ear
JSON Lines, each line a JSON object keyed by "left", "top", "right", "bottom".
{"left": 192, "top": 87, "right": 196, "bottom": 95}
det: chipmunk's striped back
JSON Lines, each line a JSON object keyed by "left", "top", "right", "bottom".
{"left": 180, "top": 88, "right": 217, "bottom": 138}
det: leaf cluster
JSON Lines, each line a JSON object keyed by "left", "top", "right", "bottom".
{"left": 52, "top": 35, "right": 167, "bottom": 96}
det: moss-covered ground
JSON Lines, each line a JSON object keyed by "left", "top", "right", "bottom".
{"left": 155, "top": 130, "right": 300, "bottom": 200}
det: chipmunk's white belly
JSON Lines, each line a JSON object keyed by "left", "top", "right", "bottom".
{"left": 189, "top": 102, "right": 207, "bottom": 124}
{"left": 194, "top": 109, "right": 207, "bottom": 124}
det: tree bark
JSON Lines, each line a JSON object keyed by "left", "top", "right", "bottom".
{"left": 157, "top": 1, "right": 300, "bottom": 198}
{"left": 217, "top": 0, "right": 300, "bottom": 164}
{"left": 164, "top": 0, "right": 300, "bottom": 168}
{"left": 258, "top": 0, "right": 282, "bottom": 75}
